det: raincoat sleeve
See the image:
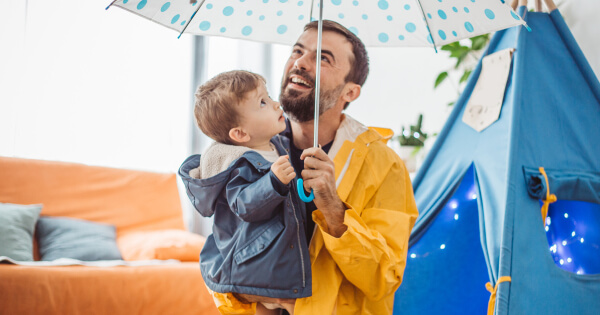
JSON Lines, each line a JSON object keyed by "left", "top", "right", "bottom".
{"left": 313, "top": 151, "right": 418, "bottom": 300}
{"left": 226, "top": 161, "right": 289, "bottom": 222}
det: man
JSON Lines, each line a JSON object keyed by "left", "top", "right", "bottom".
{"left": 279, "top": 20, "right": 419, "bottom": 314}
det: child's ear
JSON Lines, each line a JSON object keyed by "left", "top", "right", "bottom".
{"left": 229, "top": 127, "right": 251, "bottom": 143}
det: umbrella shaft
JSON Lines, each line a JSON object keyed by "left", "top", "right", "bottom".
{"left": 314, "top": 0, "right": 323, "bottom": 148}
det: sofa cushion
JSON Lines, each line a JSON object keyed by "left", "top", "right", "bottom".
{"left": 118, "top": 229, "right": 205, "bottom": 261}
{"left": 0, "top": 203, "right": 42, "bottom": 261}
{"left": 36, "top": 216, "right": 122, "bottom": 261}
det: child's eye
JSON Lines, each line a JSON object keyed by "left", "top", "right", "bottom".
{"left": 260, "top": 100, "right": 267, "bottom": 107}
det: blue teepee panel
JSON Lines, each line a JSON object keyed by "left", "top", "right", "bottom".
{"left": 396, "top": 7, "right": 600, "bottom": 315}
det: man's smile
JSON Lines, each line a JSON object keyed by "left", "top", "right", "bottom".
{"left": 287, "top": 74, "right": 313, "bottom": 91}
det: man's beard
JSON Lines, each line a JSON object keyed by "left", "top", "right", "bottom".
{"left": 280, "top": 70, "right": 344, "bottom": 123}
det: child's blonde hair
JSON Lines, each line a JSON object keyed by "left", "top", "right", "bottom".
{"left": 194, "top": 70, "right": 265, "bottom": 144}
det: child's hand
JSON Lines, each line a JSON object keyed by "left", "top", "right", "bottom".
{"left": 271, "top": 155, "right": 296, "bottom": 185}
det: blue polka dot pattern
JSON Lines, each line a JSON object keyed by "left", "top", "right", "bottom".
{"left": 378, "top": 33, "right": 389, "bottom": 43}
{"left": 223, "top": 6, "right": 234, "bottom": 16}
{"left": 452, "top": 7, "right": 458, "bottom": 12}
{"left": 247, "top": 10, "right": 253, "bottom": 16}
{"left": 438, "top": 10, "right": 447, "bottom": 20}
{"left": 331, "top": 0, "right": 341, "bottom": 6}
{"left": 259, "top": 15, "right": 265, "bottom": 21}
{"left": 171, "top": 14, "right": 179, "bottom": 24}
{"left": 387, "top": 15, "right": 392, "bottom": 21}
{"left": 349, "top": 26, "right": 358, "bottom": 35}
{"left": 199, "top": 21, "right": 210, "bottom": 31}
{"left": 378, "top": 1, "right": 389, "bottom": 10}
{"left": 398, "top": 35, "right": 405, "bottom": 40}
{"left": 485, "top": 9, "right": 495, "bottom": 20}
{"left": 279, "top": 0, "right": 288, "bottom": 3}
{"left": 339, "top": 13, "right": 344, "bottom": 19}
{"left": 464, "top": 7, "right": 470, "bottom": 13}
{"left": 277, "top": 25, "right": 288, "bottom": 34}
{"left": 465, "top": 22, "right": 474, "bottom": 32}
{"left": 180, "top": 20, "right": 186, "bottom": 25}
{"left": 161, "top": 2, "right": 170, "bottom": 12}
{"left": 242, "top": 26, "right": 252, "bottom": 36}
{"left": 511, "top": 11, "right": 520, "bottom": 20}
{"left": 427, "top": 34, "right": 433, "bottom": 44}
{"left": 353, "top": 1, "right": 358, "bottom": 6}
{"left": 438, "top": 30, "right": 446, "bottom": 40}
{"left": 277, "top": 10, "right": 283, "bottom": 16}
{"left": 404, "top": 4, "right": 410, "bottom": 10}
{"left": 452, "top": 31, "right": 457, "bottom": 36}
{"left": 206, "top": 4, "right": 212, "bottom": 9}
{"left": 298, "top": 1, "right": 303, "bottom": 5}
{"left": 427, "top": 13, "right": 432, "bottom": 19}
{"left": 220, "top": 27, "right": 226, "bottom": 33}
{"left": 137, "top": 0, "right": 147, "bottom": 10}
{"left": 362, "top": 14, "right": 368, "bottom": 20}
{"left": 123, "top": 0, "right": 129, "bottom": 3}
{"left": 405, "top": 23, "right": 416, "bottom": 33}
{"left": 298, "top": 14, "right": 304, "bottom": 20}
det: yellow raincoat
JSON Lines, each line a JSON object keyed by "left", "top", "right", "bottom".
{"left": 208, "top": 115, "right": 418, "bottom": 315}
{"left": 293, "top": 115, "right": 419, "bottom": 314}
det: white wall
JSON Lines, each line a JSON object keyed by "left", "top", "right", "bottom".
{"left": 0, "top": 0, "right": 193, "bottom": 173}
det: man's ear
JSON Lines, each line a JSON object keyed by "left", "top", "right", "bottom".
{"left": 342, "top": 83, "right": 361, "bottom": 103}
{"left": 229, "top": 127, "right": 251, "bottom": 143}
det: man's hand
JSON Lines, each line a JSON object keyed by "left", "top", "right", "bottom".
{"left": 300, "top": 147, "right": 348, "bottom": 237}
{"left": 271, "top": 155, "right": 296, "bottom": 185}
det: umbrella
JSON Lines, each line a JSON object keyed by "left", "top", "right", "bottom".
{"left": 107, "top": 0, "right": 528, "bottom": 201}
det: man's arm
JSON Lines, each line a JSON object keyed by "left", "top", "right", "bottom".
{"left": 301, "top": 146, "right": 418, "bottom": 300}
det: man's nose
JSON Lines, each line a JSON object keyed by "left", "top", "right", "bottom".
{"left": 294, "top": 52, "right": 313, "bottom": 72}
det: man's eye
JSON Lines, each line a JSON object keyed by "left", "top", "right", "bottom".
{"left": 321, "top": 56, "right": 330, "bottom": 63}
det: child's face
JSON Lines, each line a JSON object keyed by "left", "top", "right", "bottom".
{"left": 236, "top": 82, "right": 286, "bottom": 144}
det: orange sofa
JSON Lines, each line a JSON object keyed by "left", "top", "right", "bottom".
{"left": 0, "top": 156, "right": 219, "bottom": 315}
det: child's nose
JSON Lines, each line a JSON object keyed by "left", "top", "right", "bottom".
{"left": 274, "top": 102, "right": 281, "bottom": 110}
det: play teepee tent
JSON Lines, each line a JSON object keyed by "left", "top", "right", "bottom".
{"left": 394, "top": 2, "right": 600, "bottom": 314}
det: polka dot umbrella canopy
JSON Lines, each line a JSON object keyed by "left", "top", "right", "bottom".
{"left": 107, "top": 0, "right": 527, "bottom": 48}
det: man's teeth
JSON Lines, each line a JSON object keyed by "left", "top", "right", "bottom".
{"left": 291, "top": 77, "right": 311, "bottom": 87}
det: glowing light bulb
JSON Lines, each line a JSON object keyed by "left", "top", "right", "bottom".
{"left": 410, "top": 253, "right": 416, "bottom": 258}
{"left": 470, "top": 193, "right": 477, "bottom": 200}
{"left": 567, "top": 258, "right": 572, "bottom": 263}
{"left": 403, "top": 130, "right": 410, "bottom": 137}
{"left": 454, "top": 214, "right": 459, "bottom": 220}
{"left": 440, "top": 244, "right": 446, "bottom": 249}
{"left": 559, "top": 259, "right": 564, "bottom": 265}
{"left": 546, "top": 217, "right": 551, "bottom": 225}
{"left": 449, "top": 201, "right": 458, "bottom": 209}
{"left": 414, "top": 132, "right": 420, "bottom": 138}
{"left": 571, "top": 231, "right": 576, "bottom": 237}
{"left": 545, "top": 226, "right": 549, "bottom": 232}
{"left": 581, "top": 238, "right": 585, "bottom": 243}
{"left": 562, "top": 240, "right": 567, "bottom": 246}
{"left": 577, "top": 270, "right": 583, "bottom": 275}
{"left": 564, "top": 213, "right": 569, "bottom": 218}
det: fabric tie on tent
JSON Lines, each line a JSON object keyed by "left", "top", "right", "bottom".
{"left": 485, "top": 276, "right": 511, "bottom": 315}
{"left": 538, "top": 167, "right": 557, "bottom": 224}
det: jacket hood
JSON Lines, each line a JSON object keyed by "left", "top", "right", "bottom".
{"left": 179, "top": 137, "right": 287, "bottom": 217}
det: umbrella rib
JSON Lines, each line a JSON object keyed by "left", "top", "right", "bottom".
{"left": 178, "top": 0, "right": 207, "bottom": 39}
{"left": 105, "top": 0, "right": 117, "bottom": 11}
{"left": 414, "top": 0, "right": 438, "bottom": 53}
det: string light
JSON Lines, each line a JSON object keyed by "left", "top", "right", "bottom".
{"left": 454, "top": 214, "right": 459, "bottom": 220}
{"left": 440, "top": 244, "right": 446, "bottom": 249}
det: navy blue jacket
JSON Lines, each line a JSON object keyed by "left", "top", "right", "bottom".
{"left": 178, "top": 136, "right": 312, "bottom": 299}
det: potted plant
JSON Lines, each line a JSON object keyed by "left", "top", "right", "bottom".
{"left": 394, "top": 114, "right": 428, "bottom": 172}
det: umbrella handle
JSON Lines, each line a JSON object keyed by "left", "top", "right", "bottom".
{"left": 297, "top": 178, "right": 315, "bottom": 202}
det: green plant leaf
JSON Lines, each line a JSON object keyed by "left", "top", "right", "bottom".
{"left": 448, "top": 101, "right": 455, "bottom": 107}
{"left": 434, "top": 72, "right": 448, "bottom": 88}
{"left": 460, "top": 70, "right": 472, "bottom": 83}
{"left": 470, "top": 35, "right": 489, "bottom": 51}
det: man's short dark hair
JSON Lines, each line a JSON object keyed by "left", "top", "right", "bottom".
{"left": 304, "top": 20, "right": 369, "bottom": 88}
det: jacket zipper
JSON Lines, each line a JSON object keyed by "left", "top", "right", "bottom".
{"left": 277, "top": 135, "right": 306, "bottom": 288}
